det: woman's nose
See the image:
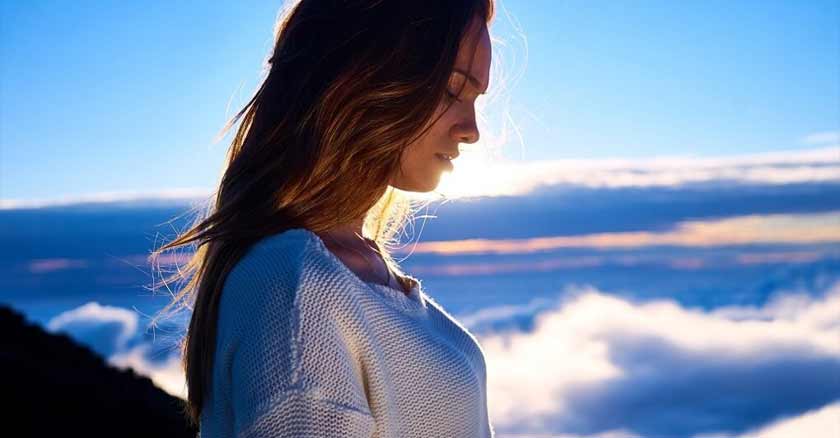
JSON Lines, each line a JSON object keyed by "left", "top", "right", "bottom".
{"left": 451, "top": 116, "right": 480, "bottom": 144}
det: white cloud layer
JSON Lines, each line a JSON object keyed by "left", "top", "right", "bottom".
{"left": 45, "top": 279, "right": 840, "bottom": 437}
{"left": 468, "top": 281, "right": 840, "bottom": 437}
{"left": 3, "top": 147, "right": 838, "bottom": 208}
{"left": 0, "top": 187, "right": 211, "bottom": 210}
{"left": 47, "top": 302, "right": 140, "bottom": 355}
{"left": 46, "top": 302, "right": 188, "bottom": 399}
{"left": 742, "top": 401, "right": 840, "bottom": 438}
{"left": 433, "top": 146, "right": 840, "bottom": 198}
{"left": 802, "top": 130, "right": 840, "bottom": 146}
{"left": 109, "top": 343, "right": 188, "bottom": 400}
{"left": 403, "top": 211, "right": 840, "bottom": 256}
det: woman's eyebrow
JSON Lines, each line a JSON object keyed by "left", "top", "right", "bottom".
{"left": 452, "top": 68, "right": 488, "bottom": 95}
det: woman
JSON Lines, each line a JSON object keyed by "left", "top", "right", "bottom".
{"left": 152, "top": 0, "right": 496, "bottom": 436}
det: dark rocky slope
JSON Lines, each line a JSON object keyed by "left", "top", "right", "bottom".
{"left": 0, "top": 305, "right": 197, "bottom": 437}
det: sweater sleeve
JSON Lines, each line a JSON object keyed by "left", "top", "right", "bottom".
{"left": 226, "top": 245, "right": 376, "bottom": 438}
{"left": 236, "top": 392, "right": 375, "bottom": 438}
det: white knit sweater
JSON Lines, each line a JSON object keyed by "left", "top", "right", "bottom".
{"left": 198, "top": 228, "right": 495, "bottom": 437}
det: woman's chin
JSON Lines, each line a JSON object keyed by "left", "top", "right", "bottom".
{"left": 391, "top": 174, "right": 442, "bottom": 194}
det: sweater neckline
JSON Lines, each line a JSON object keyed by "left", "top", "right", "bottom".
{"left": 296, "top": 228, "right": 428, "bottom": 315}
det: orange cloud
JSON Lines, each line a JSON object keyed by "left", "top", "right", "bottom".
{"left": 28, "top": 258, "right": 89, "bottom": 274}
{"left": 397, "top": 211, "right": 840, "bottom": 256}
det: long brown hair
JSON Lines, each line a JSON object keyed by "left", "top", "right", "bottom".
{"left": 149, "top": 0, "right": 495, "bottom": 426}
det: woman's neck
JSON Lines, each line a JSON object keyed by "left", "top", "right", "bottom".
{"left": 320, "top": 218, "right": 368, "bottom": 244}
{"left": 317, "top": 220, "right": 409, "bottom": 295}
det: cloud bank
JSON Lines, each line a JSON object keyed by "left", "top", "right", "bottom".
{"left": 470, "top": 280, "right": 840, "bottom": 437}
{"left": 400, "top": 211, "right": 840, "bottom": 256}
{"left": 46, "top": 302, "right": 188, "bottom": 399}
{"left": 434, "top": 145, "right": 839, "bottom": 198}
{"left": 42, "top": 277, "right": 840, "bottom": 437}
{"left": 3, "top": 146, "right": 837, "bottom": 209}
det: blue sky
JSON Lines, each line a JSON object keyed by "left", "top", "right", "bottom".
{"left": 1, "top": 0, "right": 838, "bottom": 201}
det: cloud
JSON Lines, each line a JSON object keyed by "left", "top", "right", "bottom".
{"left": 400, "top": 211, "right": 840, "bottom": 255}
{"left": 2, "top": 147, "right": 837, "bottom": 209}
{"left": 458, "top": 297, "right": 558, "bottom": 334}
{"left": 109, "top": 343, "right": 187, "bottom": 400}
{"left": 470, "top": 280, "right": 840, "bottom": 437}
{"left": 408, "top": 250, "right": 833, "bottom": 278}
{"left": 28, "top": 258, "right": 88, "bottom": 274}
{"left": 46, "top": 301, "right": 187, "bottom": 399}
{"left": 802, "top": 131, "right": 840, "bottom": 146}
{"left": 741, "top": 401, "right": 840, "bottom": 438}
{"left": 108, "top": 251, "right": 194, "bottom": 268}
{"left": 431, "top": 146, "right": 839, "bottom": 199}
{"left": 40, "top": 280, "right": 840, "bottom": 437}
{"left": 0, "top": 187, "right": 211, "bottom": 210}
{"left": 494, "top": 428, "right": 642, "bottom": 438}
{"left": 47, "top": 302, "right": 140, "bottom": 357}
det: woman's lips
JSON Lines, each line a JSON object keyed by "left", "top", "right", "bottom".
{"left": 435, "top": 153, "right": 455, "bottom": 170}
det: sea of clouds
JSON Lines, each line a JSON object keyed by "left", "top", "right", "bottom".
{"left": 45, "top": 276, "right": 840, "bottom": 438}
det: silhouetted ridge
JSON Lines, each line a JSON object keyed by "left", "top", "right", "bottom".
{"left": 0, "top": 305, "right": 197, "bottom": 437}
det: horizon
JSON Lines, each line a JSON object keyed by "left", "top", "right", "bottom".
{"left": 1, "top": 143, "right": 837, "bottom": 209}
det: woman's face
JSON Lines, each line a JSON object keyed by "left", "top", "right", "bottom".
{"left": 391, "top": 18, "right": 491, "bottom": 193}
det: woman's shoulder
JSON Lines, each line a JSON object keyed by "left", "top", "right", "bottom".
{"left": 222, "top": 227, "right": 362, "bottom": 310}
{"left": 217, "top": 228, "right": 367, "bottom": 341}
{"left": 224, "top": 228, "right": 313, "bottom": 288}
{"left": 248, "top": 227, "right": 314, "bottom": 257}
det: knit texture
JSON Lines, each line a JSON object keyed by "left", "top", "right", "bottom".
{"left": 198, "top": 228, "right": 495, "bottom": 438}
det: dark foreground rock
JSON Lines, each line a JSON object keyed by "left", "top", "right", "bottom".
{"left": 0, "top": 305, "right": 197, "bottom": 437}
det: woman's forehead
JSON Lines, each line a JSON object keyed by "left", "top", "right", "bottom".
{"left": 453, "top": 22, "right": 491, "bottom": 93}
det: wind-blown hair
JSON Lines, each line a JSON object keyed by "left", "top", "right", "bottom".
{"left": 149, "top": 0, "right": 495, "bottom": 426}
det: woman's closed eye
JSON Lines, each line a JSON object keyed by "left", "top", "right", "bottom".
{"left": 446, "top": 90, "right": 463, "bottom": 102}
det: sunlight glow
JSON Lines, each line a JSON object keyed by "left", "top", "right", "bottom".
{"left": 409, "top": 146, "right": 840, "bottom": 201}
{"left": 429, "top": 150, "right": 535, "bottom": 199}
{"left": 2, "top": 147, "right": 837, "bottom": 208}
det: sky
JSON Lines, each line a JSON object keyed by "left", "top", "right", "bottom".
{"left": 1, "top": 0, "right": 838, "bottom": 202}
